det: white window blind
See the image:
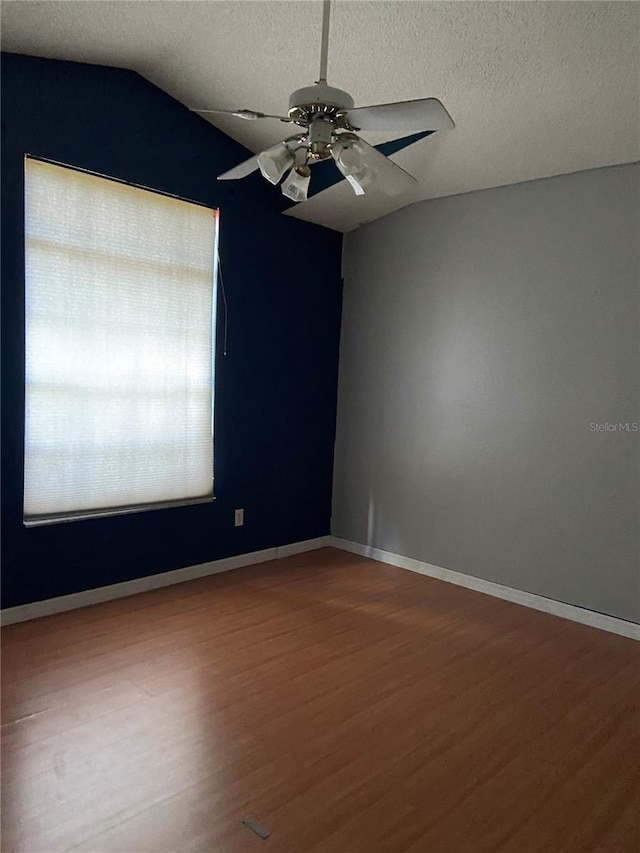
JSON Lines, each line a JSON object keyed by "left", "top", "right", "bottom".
{"left": 23, "top": 158, "right": 218, "bottom": 526}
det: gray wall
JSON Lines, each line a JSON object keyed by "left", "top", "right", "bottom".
{"left": 333, "top": 163, "right": 639, "bottom": 624}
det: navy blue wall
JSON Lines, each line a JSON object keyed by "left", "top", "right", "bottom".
{"left": 1, "top": 53, "right": 343, "bottom": 609}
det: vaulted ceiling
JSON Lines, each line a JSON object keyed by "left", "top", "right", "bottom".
{"left": 2, "top": 1, "right": 639, "bottom": 232}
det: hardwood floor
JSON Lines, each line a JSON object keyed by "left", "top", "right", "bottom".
{"left": 2, "top": 547, "right": 639, "bottom": 852}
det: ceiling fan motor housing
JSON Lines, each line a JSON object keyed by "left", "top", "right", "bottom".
{"left": 288, "top": 83, "right": 355, "bottom": 114}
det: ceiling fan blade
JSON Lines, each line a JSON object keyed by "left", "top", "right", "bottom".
{"left": 217, "top": 154, "right": 260, "bottom": 181}
{"left": 192, "top": 108, "right": 295, "bottom": 123}
{"left": 346, "top": 98, "right": 454, "bottom": 132}
{"left": 355, "top": 136, "right": 417, "bottom": 196}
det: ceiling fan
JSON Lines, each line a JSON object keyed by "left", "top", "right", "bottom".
{"left": 192, "top": 0, "right": 454, "bottom": 203}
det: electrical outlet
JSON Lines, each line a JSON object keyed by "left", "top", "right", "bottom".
{"left": 234, "top": 508, "right": 244, "bottom": 527}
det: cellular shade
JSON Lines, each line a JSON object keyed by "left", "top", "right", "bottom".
{"left": 23, "top": 158, "right": 218, "bottom": 525}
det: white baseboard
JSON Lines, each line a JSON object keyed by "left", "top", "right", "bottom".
{"left": 277, "top": 536, "right": 331, "bottom": 558}
{"left": 1, "top": 537, "right": 331, "bottom": 626}
{"left": 330, "top": 537, "right": 640, "bottom": 641}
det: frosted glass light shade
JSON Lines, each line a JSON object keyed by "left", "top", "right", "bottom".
{"left": 23, "top": 158, "right": 218, "bottom": 524}
{"left": 332, "top": 138, "right": 376, "bottom": 195}
{"left": 257, "top": 143, "right": 295, "bottom": 185}
{"left": 280, "top": 166, "right": 311, "bottom": 202}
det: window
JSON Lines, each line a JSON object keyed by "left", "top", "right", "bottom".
{"left": 23, "top": 157, "right": 218, "bottom": 526}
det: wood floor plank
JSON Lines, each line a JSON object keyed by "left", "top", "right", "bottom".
{"left": 2, "top": 547, "right": 638, "bottom": 852}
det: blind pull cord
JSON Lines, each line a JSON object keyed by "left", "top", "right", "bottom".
{"left": 217, "top": 250, "right": 229, "bottom": 356}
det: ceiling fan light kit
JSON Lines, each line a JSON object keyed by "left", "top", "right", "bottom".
{"left": 197, "top": 0, "right": 454, "bottom": 205}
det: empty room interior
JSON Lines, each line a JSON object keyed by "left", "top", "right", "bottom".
{"left": 1, "top": 1, "right": 639, "bottom": 851}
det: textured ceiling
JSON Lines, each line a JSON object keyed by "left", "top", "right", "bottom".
{"left": 2, "top": 1, "right": 639, "bottom": 232}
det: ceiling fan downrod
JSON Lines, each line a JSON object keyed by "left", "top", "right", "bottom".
{"left": 317, "top": 0, "right": 331, "bottom": 85}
